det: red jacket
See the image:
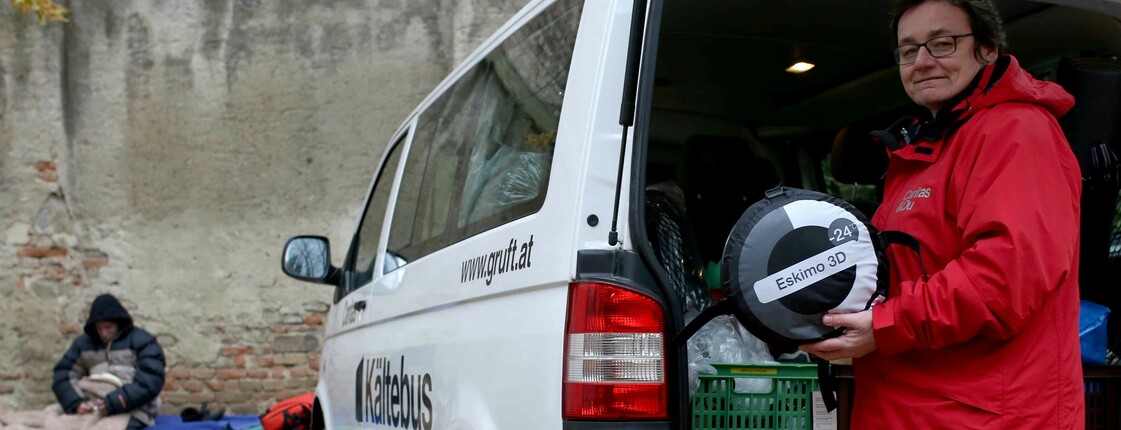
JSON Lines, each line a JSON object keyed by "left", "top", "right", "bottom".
{"left": 859, "top": 55, "right": 1084, "bottom": 429}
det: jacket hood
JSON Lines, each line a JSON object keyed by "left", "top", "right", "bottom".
{"left": 83, "top": 293, "right": 134, "bottom": 341}
{"left": 953, "top": 55, "right": 1074, "bottom": 121}
{"left": 894, "top": 55, "right": 1075, "bottom": 146}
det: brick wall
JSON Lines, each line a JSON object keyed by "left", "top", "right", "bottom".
{"left": 0, "top": 159, "right": 121, "bottom": 408}
{"left": 3, "top": 156, "right": 327, "bottom": 412}
{"left": 160, "top": 313, "right": 324, "bottom": 414}
{"left": 0, "top": 156, "right": 324, "bottom": 413}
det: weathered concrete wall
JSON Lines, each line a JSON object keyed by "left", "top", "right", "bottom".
{"left": 0, "top": 0, "right": 527, "bottom": 414}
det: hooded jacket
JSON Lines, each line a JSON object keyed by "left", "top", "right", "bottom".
{"left": 52, "top": 294, "right": 166, "bottom": 426}
{"left": 858, "top": 55, "right": 1085, "bottom": 429}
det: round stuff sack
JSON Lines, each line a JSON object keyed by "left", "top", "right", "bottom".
{"left": 719, "top": 187, "right": 888, "bottom": 347}
{"left": 674, "top": 186, "right": 900, "bottom": 349}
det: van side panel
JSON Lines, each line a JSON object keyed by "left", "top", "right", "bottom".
{"left": 315, "top": 0, "right": 638, "bottom": 428}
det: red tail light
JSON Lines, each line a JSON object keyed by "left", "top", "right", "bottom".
{"left": 563, "top": 282, "right": 667, "bottom": 420}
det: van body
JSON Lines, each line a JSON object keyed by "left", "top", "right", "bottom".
{"left": 281, "top": 0, "right": 1121, "bottom": 428}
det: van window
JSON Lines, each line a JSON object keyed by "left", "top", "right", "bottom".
{"left": 353, "top": 138, "right": 405, "bottom": 288}
{"left": 386, "top": 0, "right": 584, "bottom": 268}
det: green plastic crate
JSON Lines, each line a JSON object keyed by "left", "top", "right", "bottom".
{"left": 692, "top": 363, "right": 820, "bottom": 430}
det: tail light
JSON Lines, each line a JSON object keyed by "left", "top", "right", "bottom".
{"left": 563, "top": 281, "right": 666, "bottom": 420}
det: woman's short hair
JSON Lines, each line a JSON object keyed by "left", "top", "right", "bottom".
{"left": 891, "top": 0, "right": 1008, "bottom": 63}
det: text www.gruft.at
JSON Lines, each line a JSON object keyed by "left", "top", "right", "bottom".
{"left": 460, "top": 235, "right": 535, "bottom": 286}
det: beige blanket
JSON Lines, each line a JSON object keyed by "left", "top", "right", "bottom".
{"left": 0, "top": 378, "right": 130, "bottom": 430}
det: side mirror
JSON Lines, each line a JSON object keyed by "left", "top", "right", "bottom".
{"left": 282, "top": 236, "right": 338, "bottom": 284}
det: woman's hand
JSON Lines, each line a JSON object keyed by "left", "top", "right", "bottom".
{"left": 799, "top": 311, "right": 878, "bottom": 360}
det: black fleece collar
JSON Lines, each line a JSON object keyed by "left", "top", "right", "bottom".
{"left": 916, "top": 55, "right": 1011, "bottom": 142}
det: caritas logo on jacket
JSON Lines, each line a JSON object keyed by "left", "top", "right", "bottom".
{"left": 895, "top": 187, "right": 931, "bottom": 212}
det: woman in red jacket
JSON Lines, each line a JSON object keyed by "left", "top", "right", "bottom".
{"left": 801, "top": 0, "right": 1085, "bottom": 428}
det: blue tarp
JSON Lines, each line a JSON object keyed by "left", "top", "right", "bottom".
{"left": 150, "top": 414, "right": 260, "bottom": 430}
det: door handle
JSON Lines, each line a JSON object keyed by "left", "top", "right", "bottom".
{"left": 353, "top": 300, "right": 366, "bottom": 311}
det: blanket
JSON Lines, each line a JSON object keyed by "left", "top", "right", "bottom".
{"left": 0, "top": 378, "right": 129, "bottom": 430}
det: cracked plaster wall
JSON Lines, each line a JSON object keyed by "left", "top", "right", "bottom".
{"left": 0, "top": 0, "right": 527, "bottom": 412}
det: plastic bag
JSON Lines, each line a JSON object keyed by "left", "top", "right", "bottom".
{"left": 1080, "top": 299, "right": 1111, "bottom": 364}
{"left": 686, "top": 313, "right": 775, "bottom": 395}
{"left": 460, "top": 145, "right": 550, "bottom": 225}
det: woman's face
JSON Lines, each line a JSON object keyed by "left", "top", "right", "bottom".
{"left": 897, "top": 0, "right": 997, "bottom": 115}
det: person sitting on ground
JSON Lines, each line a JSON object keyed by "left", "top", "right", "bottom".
{"left": 52, "top": 293, "right": 166, "bottom": 430}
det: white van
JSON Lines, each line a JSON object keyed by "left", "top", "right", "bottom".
{"left": 281, "top": 0, "right": 1121, "bottom": 428}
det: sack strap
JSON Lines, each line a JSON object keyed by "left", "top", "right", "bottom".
{"left": 672, "top": 299, "right": 736, "bottom": 345}
{"left": 878, "top": 230, "right": 928, "bottom": 283}
{"left": 815, "top": 356, "right": 838, "bottom": 412}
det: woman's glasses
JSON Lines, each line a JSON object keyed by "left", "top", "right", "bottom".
{"left": 893, "top": 34, "right": 974, "bottom": 65}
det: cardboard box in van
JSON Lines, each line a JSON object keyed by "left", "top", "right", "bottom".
{"left": 281, "top": 0, "right": 1121, "bottom": 428}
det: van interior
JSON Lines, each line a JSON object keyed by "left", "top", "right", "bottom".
{"left": 639, "top": 0, "right": 1121, "bottom": 353}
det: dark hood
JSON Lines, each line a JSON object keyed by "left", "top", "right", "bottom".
{"left": 83, "top": 293, "right": 134, "bottom": 341}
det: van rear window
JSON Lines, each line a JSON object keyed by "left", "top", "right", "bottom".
{"left": 386, "top": 0, "right": 585, "bottom": 268}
